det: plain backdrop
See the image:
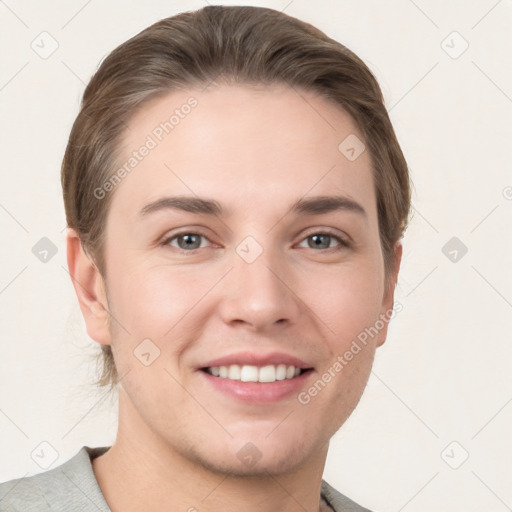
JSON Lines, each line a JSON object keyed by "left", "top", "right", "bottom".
{"left": 1, "top": 1, "right": 511, "bottom": 511}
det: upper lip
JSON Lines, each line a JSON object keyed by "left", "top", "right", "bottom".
{"left": 200, "top": 351, "right": 313, "bottom": 370}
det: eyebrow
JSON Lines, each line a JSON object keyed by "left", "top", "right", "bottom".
{"left": 139, "top": 195, "right": 367, "bottom": 219}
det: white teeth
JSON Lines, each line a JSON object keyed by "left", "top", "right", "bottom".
{"left": 228, "top": 364, "right": 241, "bottom": 380}
{"left": 258, "top": 365, "right": 276, "bottom": 383}
{"left": 276, "top": 364, "right": 287, "bottom": 380}
{"left": 240, "top": 365, "right": 259, "bottom": 382}
{"left": 207, "top": 364, "right": 303, "bottom": 383}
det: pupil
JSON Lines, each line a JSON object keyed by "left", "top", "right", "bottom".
{"left": 179, "top": 234, "right": 200, "bottom": 249}
{"left": 310, "top": 234, "right": 330, "bottom": 249}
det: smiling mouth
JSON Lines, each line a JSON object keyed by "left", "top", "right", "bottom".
{"left": 202, "top": 364, "right": 311, "bottom": 383}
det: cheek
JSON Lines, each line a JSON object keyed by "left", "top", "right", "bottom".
{"left": 106, "top": 264, "right": 214, "bottom": 374}
{"left": 304, "top": 265, "right": 384, "bottom": 346}
{"left": 109, "top": 264, "right": 201, "bottom": 329}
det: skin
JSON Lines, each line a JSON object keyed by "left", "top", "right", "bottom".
{"left": 68, "top": 84, "right": 402, "bottom": 512}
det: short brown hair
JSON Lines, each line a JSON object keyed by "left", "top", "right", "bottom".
{"left": 62, "top": 5, "right": 411, "bottom": 390}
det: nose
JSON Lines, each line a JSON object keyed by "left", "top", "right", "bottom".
{"left": 217, "top": 244, "right": 301, "bottom": 332}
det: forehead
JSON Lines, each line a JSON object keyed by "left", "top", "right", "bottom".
{"left": 112, "top": 84, "right": 376, "bottom": 221}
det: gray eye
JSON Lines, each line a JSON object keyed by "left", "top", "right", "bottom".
{"left": 175, "top": 234, "right": 203, "bottom": 250}
{"left": 307, "top": 234, "right": 334, "bottom": 249}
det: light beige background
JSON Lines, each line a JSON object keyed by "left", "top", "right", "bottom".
{"left": 1, "top": 1, "right": 511, "bottom": 510}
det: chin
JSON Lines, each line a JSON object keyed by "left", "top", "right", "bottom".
{"left": 178, "top": 431, "right": 326, "bottom": 478}
{"left": 192, "top": 449, "right": 310, "bottom": 478}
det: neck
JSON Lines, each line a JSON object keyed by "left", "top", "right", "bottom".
{"left": 92, "top": 389, "right": 329, "bottom": 512}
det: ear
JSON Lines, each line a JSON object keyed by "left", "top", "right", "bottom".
{"left": 66, "top": 229, "right": 111, "bottom": 346}
{"left": 376, "top": 241, "right": 403, "bottom": 348}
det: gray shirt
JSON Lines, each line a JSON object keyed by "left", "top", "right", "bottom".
{"left": 0, "top": 446, "right": 371, "bottom": 511}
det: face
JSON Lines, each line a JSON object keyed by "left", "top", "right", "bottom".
{"left": 92, "top": 84, "right": 399, "bottom": 476}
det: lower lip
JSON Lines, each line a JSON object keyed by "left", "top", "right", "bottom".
{"left": 199, "top": 370, "right": 313, "bottom": 404}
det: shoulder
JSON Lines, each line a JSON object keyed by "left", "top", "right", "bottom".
{"left": 0, "top": 446, "right": 110, "bottom": 512}
{"left": 321, "top": 480, "right": 373, "bottom": 512}
{"left": 1, "top": 451, "right": 370, "bottom": 512}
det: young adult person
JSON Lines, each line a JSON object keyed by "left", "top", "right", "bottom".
{"left": 0, "top": 5, "right": 411, "bottom": 511}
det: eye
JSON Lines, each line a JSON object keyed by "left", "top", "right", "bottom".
{"left": 297, "top": 232, "right": 349, "bottom": 251}
{"left": 163, "top": 232, "right": 210, "bottom": 251}
{"left": 160, "top": 230, "right": 350, "bottom": 253}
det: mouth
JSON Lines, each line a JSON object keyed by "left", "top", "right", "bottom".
{"left": 198, "top": 351, "right": 315, "bottom": 403}
{"left": 201, "top": 364, "right": 312, "bottom": 383}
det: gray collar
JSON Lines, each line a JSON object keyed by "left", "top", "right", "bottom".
{"left": 1, "top": 446, "right": 370, "bottom": 512}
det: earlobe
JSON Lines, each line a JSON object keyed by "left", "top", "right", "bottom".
{"left": 66, "top": 229, "right": 111, "bottom": 346}
{"left": 376, "top": 240, "right": 403, "bottom": 348}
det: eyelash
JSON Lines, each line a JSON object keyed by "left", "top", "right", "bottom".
{"left": 160, "top": 230, "right": 351, "bottom": 253}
